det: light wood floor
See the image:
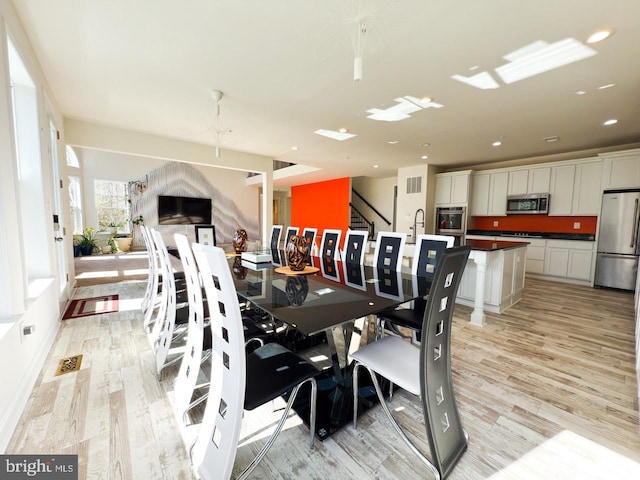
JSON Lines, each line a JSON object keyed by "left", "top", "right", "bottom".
{"left": 7, "top": 277, "right": 640, "bottom": 479}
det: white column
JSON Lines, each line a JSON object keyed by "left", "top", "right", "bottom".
{"left": 469, "top": 250, "right": 487, "bottom": 326}
{"left": 261, "top": 168, "right": 273, "bottom": 249}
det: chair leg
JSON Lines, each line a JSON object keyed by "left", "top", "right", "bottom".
{"left": 352, "top": 362, "right": 363, "bottom": 429}
{"left": 363, "top": 365, "right": 441, "bottom": 480}
{"left": 237, "top": 377, "right": 317, "bottom": 480}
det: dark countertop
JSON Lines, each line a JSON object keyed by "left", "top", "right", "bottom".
{"left": 463, "top": 239, "right": 529, "bottom": 251}
{"left": 466, "top": 230, "right": 595, "bottom": 241}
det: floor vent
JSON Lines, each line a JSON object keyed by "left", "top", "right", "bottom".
{"left": 55, "top": 354, "right": 83, "bottom": 376}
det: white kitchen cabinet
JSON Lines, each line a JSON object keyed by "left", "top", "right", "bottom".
{"left": 543, "top": 240, "right": 594, "bottom": 281}
{"left": 600, "top": 149, "right": 640, "bottom": 189}
{"left": 544, "top": 247, "right": 569, "bottom": 277}
{"left": 489, "top": 172, "right": 509, "bottom": 216}
{"left": 471, "top": 171, "right": 508, "bottom": 216}
{"left": 528, "top": 167, "right": 551, "bottom": 193}
{"left": 457, "top": 244, "right": 527, "bottom": 314}
{"left": 524, "top": 238, "right": 545, "bottom": 274}
{"left": 568, "top": 249, "right": 593, "bottom": 281}
{"left": 508, "top": 170, "right": 529, "bottom": 195}
{"left": 507, "top": 167, "right": 550, "bottom": 196}
{"left": 573, "top": 160, "right": 602, "bottom": 215}
{"left": 435, "top": 170, "right": 471, "bottom": 205}
{"left": 549, "top": 164, "right": 576, "bottom": 215}
{"left": 470, "top": 173, "right": 490, "bottom": 216}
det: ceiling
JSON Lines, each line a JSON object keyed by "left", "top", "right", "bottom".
{"left": 12, "top": 1, "right": 640, "bottom": 186}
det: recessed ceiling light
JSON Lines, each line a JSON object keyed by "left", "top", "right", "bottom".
{"left": 338, "top": 127, "right": 349, "bottom": 133}
{"left": 373, "top": 165, "right": 379, "bottom": 168}
{"left": 544, "top": 135, "right": 560, "bottom": 143}
{"left": 421, "top": 155, "right": 428, "bottom": 160}
{"left": 598, "top": 83, "right": 616, "bottom": 90}
{"left": 576, "top": 90, "right": 587, "bottom": 95}
{"left": 387, "top": 140, "right": 399, "bottom": 144}
{"left": 492, "top": 141, "right": 502, "bottom": 147}
{"left": 586, "top": 28, "right": 616, "bottom": 44}
{"left": 420, "top": 96, "right": 432, "bottom": 104}
{"left": 291, "top": 146, "right": 299, "bottom": 151}
{"left": 603, "top": 119, "right": 618, "bottom": 126}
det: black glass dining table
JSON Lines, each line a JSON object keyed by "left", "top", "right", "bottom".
{"left": 229, "top": 250, "right": 432, "bottom": 439}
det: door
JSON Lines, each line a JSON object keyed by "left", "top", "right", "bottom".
{"left": 49, "top": 122, "right": 68, "bottom": 292}
{"left": 598, "top": 191, "right": 640, "bottom": 254}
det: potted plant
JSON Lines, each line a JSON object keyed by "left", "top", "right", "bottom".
{"left": 78, "top": 227, "right": 97, "bottom": 255}
{"left": 73, "top": 236, "right": 82, "bottom": 257}
{"left": 107, "top": 235, "right": 118, "bottom": 253}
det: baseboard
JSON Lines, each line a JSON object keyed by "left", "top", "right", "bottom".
{"left": 0, "top": 317, "right": 60, "bottom": 452}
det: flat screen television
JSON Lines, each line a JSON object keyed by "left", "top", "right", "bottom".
{"left": 158, "top": 195, "right": 212, "bottom": 225}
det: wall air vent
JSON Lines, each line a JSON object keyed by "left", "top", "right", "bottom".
{"left": 406, "top": 176, "right": 422, "bottom": 194}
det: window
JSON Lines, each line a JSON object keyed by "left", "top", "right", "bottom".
{"left": 68, "top": 175, "right": 83, "bottom": 234}
{"left": 8, "top": 35, "right": 51, "bottom": 289}
{"left": 94, "top": 180, "right": 130, "bottom": 233}
{"left": 65, "top": 145, "right": 79, "bottom": 167}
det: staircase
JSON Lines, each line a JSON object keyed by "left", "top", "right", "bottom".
{"left": 350, "top": 189, "right": 392, "bottom": 240}
{"left": 350, "top": 206, "right": 374, "bottom": 239}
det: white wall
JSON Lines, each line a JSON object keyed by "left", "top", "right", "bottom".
{"left": 0, "top": 0, "right": 65, "bottom": 451}
{"left": 352, "top": 176, "right": 396, "bottom": 231}
{"left": 396, "top": 164, "right": 431, "bottom": 240}
{"left": 77, "top": 148, "right": 259, "bottom": 240}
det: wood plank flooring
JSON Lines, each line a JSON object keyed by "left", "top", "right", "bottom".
{"left": 6, "top": 277, "right": 640, "bottom": 479}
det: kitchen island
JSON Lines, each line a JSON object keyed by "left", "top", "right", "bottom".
{"left": 457, "top": 239, "right": 529, "bottom": 326}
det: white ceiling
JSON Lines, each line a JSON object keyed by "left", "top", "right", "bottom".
{"left": 12, "top": 0, "right": 640, "bottom": 185}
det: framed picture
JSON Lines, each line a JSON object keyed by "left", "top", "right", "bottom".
{"left": 195, "top": 225, "right": 216, "bottom": 246}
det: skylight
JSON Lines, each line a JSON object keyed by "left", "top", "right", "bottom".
{"left": 314, "top": 129, "right": 356, "bottom": 141}
{"left": 496, "top": 39, "right": 596, "bottom": 85}
{"left": 451, "top": 71, "right": 500, "bottom": 90}
{"left": 366, "top": 96, "right": 443, "bottom": 122}
{"left": 452, "top": 38, "right": 597, "bottom": 89}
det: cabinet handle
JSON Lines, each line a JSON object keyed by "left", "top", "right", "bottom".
{"left": 632, "top": 198, "right": 639, "bottom": 249}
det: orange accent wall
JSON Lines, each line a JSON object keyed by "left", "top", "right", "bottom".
{"left": 291, "top": 177, "right": 351, "bottom": 247}
{"left": 469, "top": 215, "right": 597, "bottom": 234}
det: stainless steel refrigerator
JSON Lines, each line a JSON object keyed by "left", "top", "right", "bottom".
{"left": 594, "top": 189, "right": 640, "bottom": 290}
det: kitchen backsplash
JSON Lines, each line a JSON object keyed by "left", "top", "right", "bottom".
{"left": 469, "top": 215, "right": 597, "bottom": 234}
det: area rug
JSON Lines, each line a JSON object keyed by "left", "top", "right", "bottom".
{"left": 62, "top": 295, "right": 119, "bottom": 320}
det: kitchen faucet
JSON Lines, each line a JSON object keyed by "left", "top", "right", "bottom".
{"left": 410, "top": 208, "right": 425, "bottom": 243}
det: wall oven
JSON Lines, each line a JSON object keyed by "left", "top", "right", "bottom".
{"left": 435, "top": 206, "right": 466, "bottom": 246}
{"left": 506, "top": 193, "right": 550, "bottom": 214}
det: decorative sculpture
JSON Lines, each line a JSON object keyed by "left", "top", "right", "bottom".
{"left": 285, "top": 235, "right": 310, "bottom": 271}
{"left": 232, "top": 228, "right": 248, "bottom": 254}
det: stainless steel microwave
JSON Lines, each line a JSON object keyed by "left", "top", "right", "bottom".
{"left": 506, "top": 193, "right": 550, "bottom": 214}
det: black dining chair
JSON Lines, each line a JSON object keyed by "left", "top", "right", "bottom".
{"left": 319, "top": 229, "right": 342, "bottom": 260}
{"left": 191, "top": 243, "right": 319, "bottom": 480}
{"left": 372, "top": 231, "right": 407, "bottom": 272}
{"left": 343, "top": 230, "right": 368, "bottom": 264}
{"left": 351, "top": 245, "right": 471, "bottom": 480}
{"left": 301, "top": 227, "right": 318, "bottom": 259}
{"left": 379, "top": 234, "right": 455, "bottom": 343}
{"left": 284, "top": 226, "right": 299, "bottom": 247}
{"left": 269, "top": 225, "right": 283, "bottom": 250}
